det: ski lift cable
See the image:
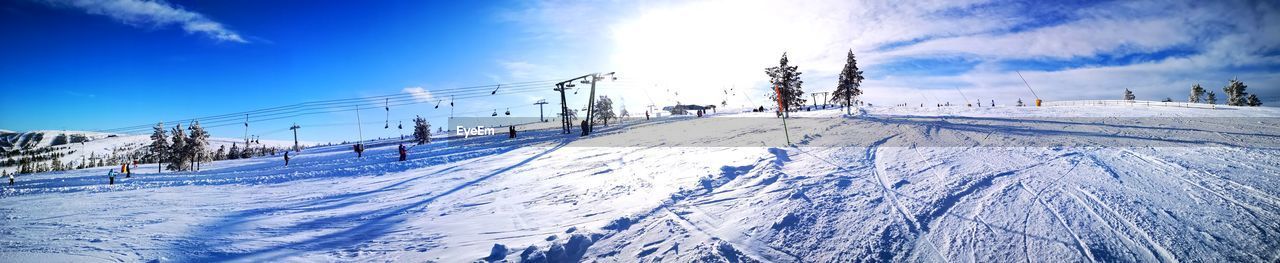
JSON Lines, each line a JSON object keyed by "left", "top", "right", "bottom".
{"left": 106, "top": 84, "right": 556, "bottom": 134}
{"left": 97, "top": 79, "right": 563, "bottom": 133}
{"left": 102, "top": 82, "right": 556, "bottom": 133}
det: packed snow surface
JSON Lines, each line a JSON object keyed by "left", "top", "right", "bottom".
{"left": 3, "top": 104, "right": 1279, "bottom": 262}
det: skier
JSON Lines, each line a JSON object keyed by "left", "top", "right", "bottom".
{"left": 398, "top": 144, "right": 407, "bottom": 161}
{"left": 580, "top": 120, "right": 589, "bottom": 136}
{"left": 354, "top": 143, "right": 364, "bottom": 158}
{"left": 108, "top": 169, "right": 115, "bottom": 185}
{"left": 284, "top": 151, "right": 290, "bottom": 166}
{"left": 645, "top": 111, "right": 650, "bottom": 120}
{"left": 8, "top": 172, "right": 13, "bottom": 186}
{"left": 121, "top": 163, "right": 130, "bottom": 178}
{"left": 991, "top": 100, "right": 995, "bottom": 107}
{"left": 508, "top": 126, "right": 516, "bottom": 139}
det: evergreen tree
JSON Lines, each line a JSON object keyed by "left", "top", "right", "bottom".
{"left": 187, "top": 121, "right": 210, "bottom": 170}
{"left": 168, "top": 124, "right": 188, "bottom": 171}
{"left": 150, "top": 122, "right": 168, "bottom": 168}
{"left": 1207, "top": 91, "right": 1217, "bottom": 105}
{"left": 1162, "top": 97, "right": 1173, "bottom": 102}
{"left": 215, "top": 145, "right": 226, "bottom": 161}
{"left": 764, "top": 53, "right": 806, "bottom": 114}
{"left": 1247, "top": 94, "right": 1262, "bottom": 106}
{"left": 1224, "top": 78, "right": 1249, "bottom": 106}
{"left": 830, "top": 50, "right": 864, "bottom": 114}
{"left": 1124, "top": 89, "right": 1136, "bottom": 101}
{"left": 228, "top": 143, "right": 240, "bottom": 160}
{"left": 412, "top": 115, "right": 430, "bottom": 145}
{"left": 593, "top": 96, "right": 616, "bottom": 126}
{"left": 1189, "top": 83, "right": 1205, "bottom": 103}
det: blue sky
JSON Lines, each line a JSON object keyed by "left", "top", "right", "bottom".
{"left": 2, "top": 0, "right": 1278, "bottom": 143}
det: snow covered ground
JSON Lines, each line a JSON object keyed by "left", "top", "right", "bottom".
{"left": 3, "top": 104, "right": 1279, "bottom": 262}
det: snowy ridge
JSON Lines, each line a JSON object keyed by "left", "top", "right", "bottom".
{"left": 2, "top": 105, "right": 1279, "bottom": 262}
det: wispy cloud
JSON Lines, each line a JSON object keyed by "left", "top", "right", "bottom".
{"left": 505, "top": 0, "right": 1280, "bottom": 106}
{"left": 402, "top": 87, "right": 434, "bottom": 102}
{"left": 37, "top": 0, "right": 247, "bottom": 43}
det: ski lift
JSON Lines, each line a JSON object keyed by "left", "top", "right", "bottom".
{"left": 504, "top": 108, "right": 511, "bottom": 116}
{"left": 491, "top": 84, "right": 501, "bottom": 95}
{"left": 492, "top": 109, "right": 498, "bottom": 117}
{"left": 434, "top": 99, "right": 442, "bottom": 109}
{"left": 384, "top": 98, "right": 390, "bottom": 129}
{"left": 580, "top": 79, "right": 590, "bottom": 84}
{"left": 398, "top": 121, "right": 403, "bottom": 129}
{"left": 566, "top": 83, "right": 576, "bottom": 88}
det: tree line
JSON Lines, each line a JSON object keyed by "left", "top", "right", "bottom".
{"left": 1128, "top": 78, "right": 1261, "bottom": 106}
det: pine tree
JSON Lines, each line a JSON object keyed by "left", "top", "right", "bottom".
{"left": 593, "top": 96, "right": 616, "bottom": 126}
{"left": 228, "top": 143, "right": 240, "bottom": 160}
{"left": 187, "top": 121, "right": 210, "bottom": 170}
{"left": 215, "top": 145, "right": 226, "bottom": 161}
{"left": 765, "top": 53, "right": 806, "bottom": 114}
{"left": 1224, "top": 78, "right": 1249, "bottom": 106}
{"left": 1207, "top": 91, "right": 1217, "bottom": 105}
{"left": 1124, "top": 89, "right": 1136, "bottom": 101}
{"left": 1189, "top": 83, "right": 1205, "bottom": 103}
{"left": 168, "top": 124, "right": 188, "bottom": 171}
{"left": 412, "top": 115, "right": 430, "bottom": 145}
{"left": 830, "top": 50, "right": 864, "bottom": 114}
{"left": 149, "top": 122, "right": 168, "bottom": 172}
{"left": 1162, "top": 97, "right": 1173, "bottom": 102}
{"left": 1247, "top": 94, "right": 1262, "bottom": 106}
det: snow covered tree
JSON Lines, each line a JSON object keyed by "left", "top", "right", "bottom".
{"left": 1123, "top": 89, "right": 1136, "bottom": 101}
{"left": 1189, "top": 83, "right": 1205, "bottom": 103}
{"left": 149, "top": 122, "right": 168, "bottom": 170}
{"left": 187, "top": 121, "right": 210, "bottom": 170}
{"left": 593, "top": 96, "right": 616, "bottom": 126}
{"left": 830, "top": 50, "right": 864, "bottom": 114}
{"left": 1224, "top": 78, "right": 1249, "bottom": 106}
{"left": 214, "top": 145, "right": 226, "bottom": 161}
{"left": 1162, "top": 97, "right": 1173, "bottom": 102}
{"left": 412, "top": 115, "right": 430, "bottom": 145}
{"left": 765, "top": 53, "right": 805, "bottom": 114}
{"left": 228, "top": 143, "right": 240, "bottom": 160}
{"left": 167, "top": 124, "right": 188, "bottom": 171}
{"left": 1247, "top": 94, "right": 1262, "bottom": 106}
{"left": 1207, "top": 91, "right": 1217, "bottom": 105}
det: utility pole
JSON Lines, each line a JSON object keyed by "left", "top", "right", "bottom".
{"left": 534, "top": 99, "right": 548, "bottom": 122}
{"left": 290, "top": 123, "right": 301, "bottom": 152}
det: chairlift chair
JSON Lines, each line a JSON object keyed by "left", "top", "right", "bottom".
{"left": 492, "top": 110, "right": 498, "bottom": 117}
{"left": 505, "top": 108, "right": 511, "bottom": 116}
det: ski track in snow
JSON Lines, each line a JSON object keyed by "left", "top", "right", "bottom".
{"left": 4, "top": 105, "right": 1280, "bottom": 262}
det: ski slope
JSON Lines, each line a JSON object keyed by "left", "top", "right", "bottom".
{"left": 3, "top": 104, "right": 1279, "bottom": 262}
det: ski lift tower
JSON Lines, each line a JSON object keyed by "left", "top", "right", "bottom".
{"left": 289, "top": 123, "right": 301, "bottom": 152}
{"left": 534, "top": 99, "right": 549, "bottom": 122}
{"left": 555, "top": 72, "right": 616, "bottom": 135}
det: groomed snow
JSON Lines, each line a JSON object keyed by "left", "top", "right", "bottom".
{"left": 2, "top": 104, "right": 1279, "bottom": 262}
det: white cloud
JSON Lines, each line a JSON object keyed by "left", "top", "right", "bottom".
{"left": 38, "top": 0, "right": 247, "bottom": 43}
{"left": 507, "top": 0, "right": 1280, "bottom": 108}
{"left": 402, "top": 87, "right": 434, "bottom": 102}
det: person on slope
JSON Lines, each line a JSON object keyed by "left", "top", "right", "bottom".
{"left": 354, "top": 144, "right": 364, "bottom": 158}
{"left": 107, "top": 169, "right": 116, "bottom": 185}
{"left": 397, "top": 144, "right": 407, "bottom": 162}
{"left": 284, "top": 151, "right": 290, "bottom": 166}
{"left": 121, "top": 163, "right": 130, "bottom": 178}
